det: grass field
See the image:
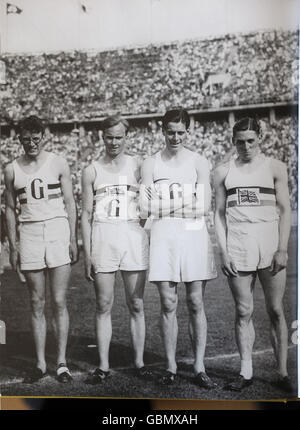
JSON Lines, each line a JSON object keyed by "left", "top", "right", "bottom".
{"left": 0, "top": 227, "right": 298, "bottom": 400}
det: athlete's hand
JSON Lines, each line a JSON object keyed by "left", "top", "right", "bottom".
{"left": 220, "top": 252, "right": 238, "bottom": 277}
{"left": 139, "top": 218, "right": 147, "bottom": 228}
{"left": 9, "top": 249, "right": 26, "bottom": 283}
{"left": 9, "top": 248, "right": 19, "bottom": 272}
{"left": 69, "top": 239, "right": 79, "bottom": 264}
{"left": 84, "top": 256, "right": 94, "bottom": 282}
{"left": 269, "top": 250, "right": 288, "bottom": 276}
{"left": 143, "top": 185, "right": 160, "bottom": 200}
{"left": 16, "top": 265, "right": 26, "bottom": 283}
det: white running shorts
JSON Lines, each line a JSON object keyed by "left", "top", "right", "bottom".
{"left": 19, "top": 217, "right": 71, "bottom": 271}
{"left": 91, "top": 221, "right": 149, "bottom": 273}
{"left": 149, "top": 218, "right": 217, "bottom": 283}
{"left": 227, "top": 221, "right": 279, "bottom": 271}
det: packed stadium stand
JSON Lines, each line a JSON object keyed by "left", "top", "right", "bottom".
{"left": 0, "top": 29, "right": 298, "bottom": 210}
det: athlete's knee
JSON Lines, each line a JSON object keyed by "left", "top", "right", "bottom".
{"left": 30, "top": 296, "right": 45, "bottom": 317}
{"left": 161, "top": 296, "right": 177, "bottom": 314}
{"left": 96, "top": 297, "right": 113, "bottom": 315}
{"left": 52, "top": 295, "right": 67, "bottom": 315}
{"left": 267, "top": 304, "right": 285, "bottom": 325}
{"left": 186, "top": 294, "right": 204, "bottom": 315}
{"left": 236, "top": 301, "right": 253, "bottom": 322}
{"left": 127, "top": 297, "right": 144, "bottom": 316}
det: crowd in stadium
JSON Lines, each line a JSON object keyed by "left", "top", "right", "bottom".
{"left": 0, "top": 30, "right": 298, "bottom": 122}
{"left": 1, "top": 115, "right": 297, "bottom": 210}
{"left": 0, "top": 28, "right": 298, "bottom": 211}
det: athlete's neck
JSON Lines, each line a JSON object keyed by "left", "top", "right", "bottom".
{"left": 163, "top": 145, "right": 186, "bottom": 160}
{"left": 23, "top": 150, "right": 47, "bottom": 164}
{"left": 104, "top": 151, "right": 126, "bottom": 166}
{"left": 236, "top": 151, "right": 263, "bottom": 166}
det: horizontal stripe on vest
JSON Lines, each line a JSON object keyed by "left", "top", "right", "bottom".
{"left": 15, "top": 187, "right": 26, "bottom": 196}
{"left": 48, "top": 192, "right": 62, "bottom": 200}
{"left": 227, "top": 200, "right": 276, "bottom": 208}
{"left": 153, "top": 178, "right": 170, "bottom": 184}
{"left": 48, "top": 183, "right": 61, "bottom": 190}
{"left": 16, "top": 183, "right": 60, "bottom": 196}
{"left": 226, "top": 187, "right": 275, "bottom": 197}
{"left": 93, "top": 184, "right": 139, "bottom": 196}
{"left": 19, "top": 193, "right": 62, "bottom": 204}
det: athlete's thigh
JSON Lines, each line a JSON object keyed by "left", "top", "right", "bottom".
{"left": 93, "top": 272, "right": 116, "bottom": 306}
{"left": 258, "top": 267, "right": 286, "bottom": 309}
{"left": 156, "top": 281, "right": 178, "bottom": 307}
{"left": 24, "top": 270, "right": 47, "bottom": 302}
{"left": 48, "top": 264, "right": 71, "bottom": 302}
{"left": 121, "top": 270, "right": 147, "bottom": 301}
{"left": 228, "top": 272, "right": 256, "bottom": 308}
{"left": 185, "top": 280, "right": 206, "bottom": 304}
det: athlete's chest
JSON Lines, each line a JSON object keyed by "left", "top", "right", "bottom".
{"left": 95, "top": 160, "right": 139, "bottom": 186}
{"left": 18, "top": 160, "right": 48, "bottom": 176}
{"left": 155, "top": 157, "right": 197, "bottom": 184}
{"left": 14, "top": 156, "right": 61, "bottom": 201}
{"left": 17, "top": 153, "right": 58, "bottom": 177}
{"left": 233, "top": 157, "right": 268, "bottom": 175}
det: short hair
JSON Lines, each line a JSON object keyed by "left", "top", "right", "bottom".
{"left": 101, "top": 115, "right": 129, "bottom": 135}
{"left": 162, "top": 108, "right": 190, "bottom": 130}
{"left": 18, "top": 115, "right": 45, "bottom": 136}
{"left": 232, "top": 117, "right": 260, "bottom": 138}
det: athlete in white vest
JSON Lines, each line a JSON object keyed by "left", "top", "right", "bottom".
{"left": 140, "top": 108, "right": 217, "bottom": 388}
{"left": 5, "top": 116, "right": 78, "bottom": 384}
{"left": 214, "top": 117, "right": 294, "bottom": 393}
{"left": 81, "top": 115, "right": 150, "bottom": 384}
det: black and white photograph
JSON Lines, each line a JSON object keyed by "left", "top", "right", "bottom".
{"left": 0, "top": 0, "right": 299, "bottom": 402}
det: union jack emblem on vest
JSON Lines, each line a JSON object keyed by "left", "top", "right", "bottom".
{"left": 238, "top": 188, "right": 260, "bottom": 205}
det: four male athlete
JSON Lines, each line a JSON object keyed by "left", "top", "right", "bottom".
{"left": 214, "top": 117, "right": 293, "bottom": 393}
{"left": 81, "top": 115, "right": 151, "bottom": 383}
{"left": 5, "top": 116, "right": 78, "bottom": 383}
{"left": 140, "top": 108, "right": 217, "bottom": 387}
{"left": 4, "top": 113, "right": 294, "bottom": 393}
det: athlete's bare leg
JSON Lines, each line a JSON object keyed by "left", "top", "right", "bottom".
{"left": 94, "top": 272, "right": 115, "bottom": 371}
{"left": 186, "top": 281, "right": 206, "bottom": 374}
{"left": 121, "top": 270, "right": 146, "bottom": 369}
{"left": 228, "top": 272, "right": 256, "bottom": 378}
{"left": 157, "top": 282, "right": 178, "bottom": 374}
{"left": 24, "top": 270, "right": 47, "bottom": 373}
{"left": 258, "top": 268, "right": 288, "bottom": 377}
{"left": 48, "top": 264, "right": 71, "bottom": 366}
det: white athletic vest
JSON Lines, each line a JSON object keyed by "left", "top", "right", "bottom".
{"left": 152, "top": 151, "right": 198, "bottom": 218}
{"left": 224, "top": 156, "right": 279, "bottom": 223}
{"left": 13, "top": 152, "right": 67, "bottom": 222}
{"left": 92, "top": 156, "right": 140, "bottom": 222}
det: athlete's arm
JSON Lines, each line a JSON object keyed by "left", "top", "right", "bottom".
{"left": 140, "top": 156, "right": 154, "bottom": 220}
{"left": 213, "top": 164, "right": 238, "bottom": 277}
{"left": 135, "top": 156, "right": 147, "bottom": 227}
{"left": 193, "top": 154, "right": 211, "bottom": 217}
{"left": 58, "top": 157, "right": 78, "bottom": 264}
{"left": 270, "top": 159, "right": 291, "bottom": 275}
{"left": 134, "top": 155, "right": 143, "bottom": 183}
{"left": 4, "top": 163, "right": 18, "bottom": 271}
{"left": 81, "top": 165, "right": 95, "bottom": 281}
{"left": 140, "top": 156, "right": 196, "bottom": 219}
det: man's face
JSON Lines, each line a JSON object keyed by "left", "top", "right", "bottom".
{"left": 20, "top": 130, "right": 43, "bottom": 158}
{"left": 233, "top": 130, "right": 260, "bottom": 162}
{"left": 163, "top": 121, "right": 188, "bottom": 152}
{"left": 103, "top": 123, "right": 126, "bottom": 158}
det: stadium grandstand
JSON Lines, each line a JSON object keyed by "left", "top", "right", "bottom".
{"left": 0, "top": 29, "right": 298, "bottom": 211}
